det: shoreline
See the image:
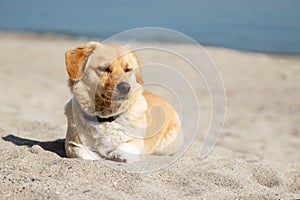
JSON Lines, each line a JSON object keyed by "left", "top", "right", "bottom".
{"left": 1, "top": 30, "right": 300, "bottom": 56}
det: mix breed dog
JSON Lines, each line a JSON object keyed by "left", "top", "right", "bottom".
{"left": 64, "top": 42, "right": 183, "bottom": 163}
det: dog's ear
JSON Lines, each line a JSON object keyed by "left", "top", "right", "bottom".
{"left": 65, "top": 42, "right": 98, "bottom": 81}
{"left": 133, "top": 52, "right": 144, "bottom": 85}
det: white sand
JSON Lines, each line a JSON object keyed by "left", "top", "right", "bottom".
{"left": 0, "top": 32, "right": 299, "bottom": 199}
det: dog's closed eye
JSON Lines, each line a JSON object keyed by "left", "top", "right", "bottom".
{"left": 125, "top": 68, "right": 133, "bottom": 73}
{"left": 97, "top": 66, "right": 110, "bottom": 73}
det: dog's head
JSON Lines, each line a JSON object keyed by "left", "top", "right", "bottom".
{"left": 65, "top": 42, "right": 144, "bottom": 118}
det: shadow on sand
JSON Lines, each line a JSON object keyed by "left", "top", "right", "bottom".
{"left": 2, "top": 134, "right": 66, "bottom": 157}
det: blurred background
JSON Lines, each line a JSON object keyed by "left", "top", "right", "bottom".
{"left": 0, "top": 0, "right": 300, "bottom": 54}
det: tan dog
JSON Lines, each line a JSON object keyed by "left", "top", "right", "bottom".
{"left": 64, "top": 42, "right": 183, "bottom": 162}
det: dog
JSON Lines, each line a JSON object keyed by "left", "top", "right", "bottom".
{"left": 64, "top": 42, "right": 183, "bottom": 163}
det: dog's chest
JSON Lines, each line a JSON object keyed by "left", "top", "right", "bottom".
{"left": 87, "top": 114, "right": 146, "bottom": 152}
{"left": 73, "top": 93, "right": 148, "bottom": 155}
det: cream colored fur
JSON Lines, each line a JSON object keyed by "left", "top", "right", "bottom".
{"left": 64, "top": 42, "right": 183, "bottom": 163}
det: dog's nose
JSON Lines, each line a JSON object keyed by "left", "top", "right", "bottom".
{"left": 117, "top": 82, "right": 130, "bottom": 95}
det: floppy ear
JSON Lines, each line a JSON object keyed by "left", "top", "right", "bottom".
{"left": 133, "top": 52, "right": 144, "bottom": 85}
{"left": 65, "top": 42, "right": 97, "bottom": 81}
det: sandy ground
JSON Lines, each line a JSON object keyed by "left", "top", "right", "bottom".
{"left": 0, "top": 32, "right": 299, "bottom": 199}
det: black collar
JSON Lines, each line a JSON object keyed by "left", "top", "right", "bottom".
{"left": 83, "top": 113, "right": 121, "bottom": 123}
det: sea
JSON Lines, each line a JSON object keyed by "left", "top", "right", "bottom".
{"left": 0, "top": 0, "right": 300, "bottom": 54}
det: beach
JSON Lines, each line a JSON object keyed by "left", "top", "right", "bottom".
{"left": 0, "top": 32, "right": 299, "bottom": 199}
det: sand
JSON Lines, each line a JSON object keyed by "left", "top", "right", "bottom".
{"left": 0, "top": 32, "right": 299, "bottom": 199}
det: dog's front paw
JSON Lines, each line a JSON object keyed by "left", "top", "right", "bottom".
{"left": 107, "top": 152, "right": 127, "bottom": 163}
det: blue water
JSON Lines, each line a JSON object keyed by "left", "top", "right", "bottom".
{"left": 0, "top": 0, "right": 300, "bottom": 54}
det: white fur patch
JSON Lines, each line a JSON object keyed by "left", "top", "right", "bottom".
{"left": 71, "top": 92, "right": 148, "bottom": 160}
{"left": 113, "top": 142, "right": 142, "bottom": 163}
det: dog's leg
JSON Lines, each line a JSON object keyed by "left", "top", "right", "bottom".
{"left": 107, "top": 140, "right": 143, "bottom": 163}
{"left": 106, "top": 151, "right": 127, "bottom": 163}
{"left": 153, "top": 130, "right": 184, "bottom": 156}
{"left": 65, "top": 141, "right": 101, "bottom": 160}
